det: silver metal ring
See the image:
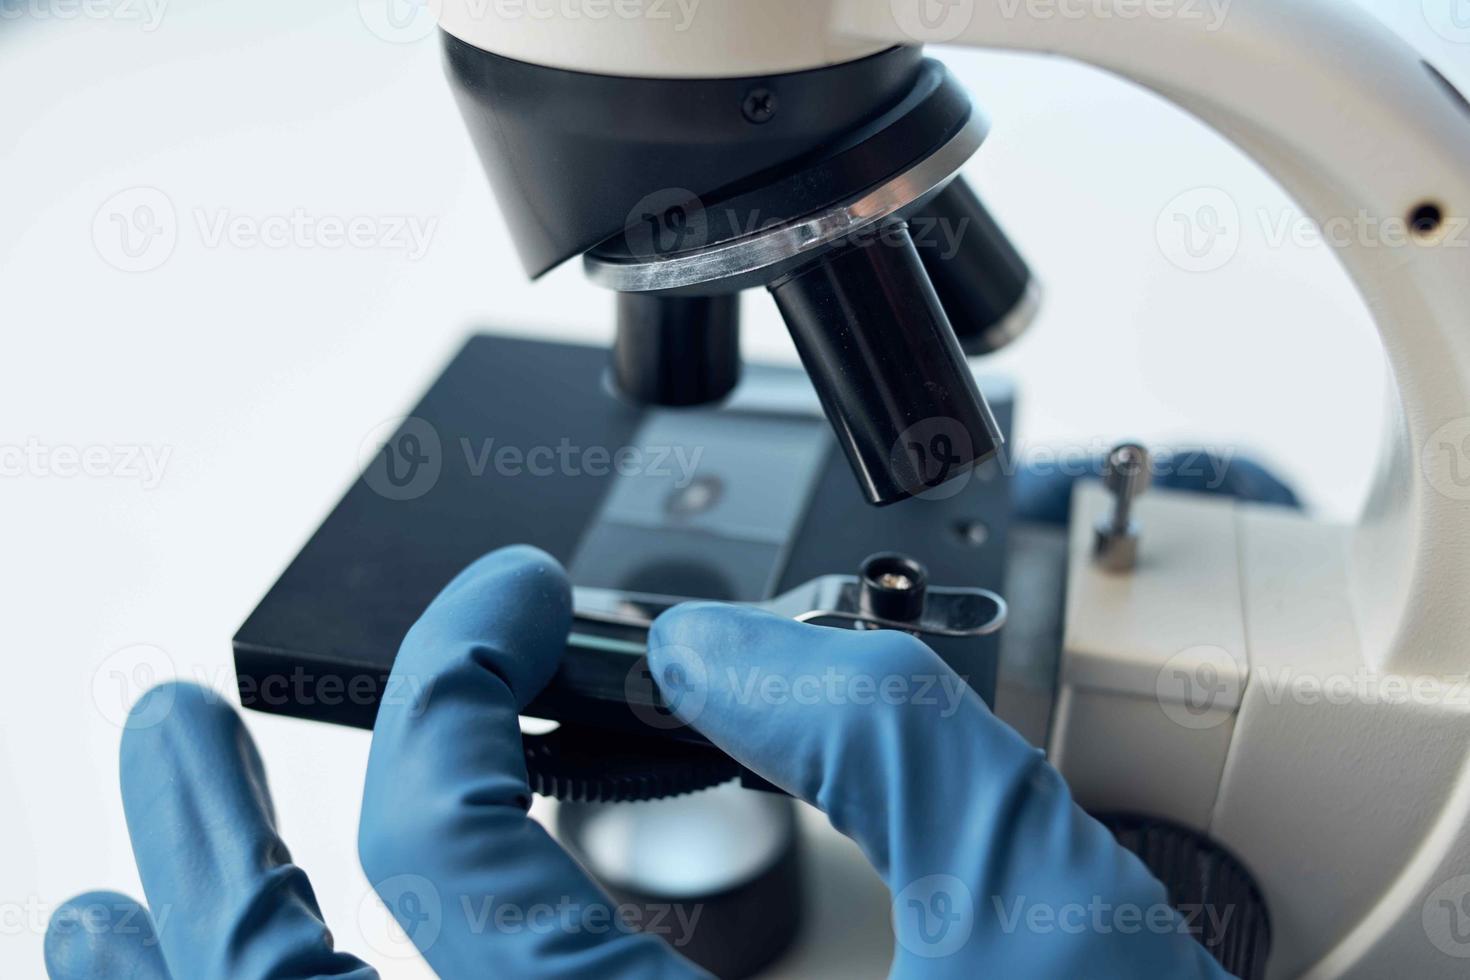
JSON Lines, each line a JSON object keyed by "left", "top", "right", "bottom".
{"left": 583, "top": 116, "right": 987, "bottom": 294}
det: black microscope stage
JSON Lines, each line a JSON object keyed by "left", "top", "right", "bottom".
{"left": 233, "top": 334, "right": 1016, "bottom": 737}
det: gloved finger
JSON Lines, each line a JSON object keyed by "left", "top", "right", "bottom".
{"left": 44, "top": 892, "right": 170, "bottom": 980}
{"left": 119, "top": 683, "right": 376, "bottom": 980}
{"left": 648, "top": 604, "right": 1226, "bottom": 978}
{"left": 647, "top": 603, "right": 1011, "bottom": 874}
{"left": 359, "top": 545, "right": 705, "bottom": 980}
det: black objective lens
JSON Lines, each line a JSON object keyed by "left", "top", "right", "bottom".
{"left": 769, "top": 222, "right": 1004, "bottom": 506}
{"left": 911, "top": 178, "right": 1033, "bottom": 356}
{"left": 613, "top": 293, "right": 741, "bottom": 407}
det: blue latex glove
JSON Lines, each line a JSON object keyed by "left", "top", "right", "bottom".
{"left": 48, "top": 545, "right": 1232, "bottom": 978}
{"left": 646, "top": 603, "right": 1235, "bottom": 978}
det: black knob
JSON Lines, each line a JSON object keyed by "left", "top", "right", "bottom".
{"left": 859, "top": 553, "right": 929, "bottom": 624}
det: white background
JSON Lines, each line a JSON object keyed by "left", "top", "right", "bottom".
{"left": 2, "top": 0, "right": 1466, "bottom": 975}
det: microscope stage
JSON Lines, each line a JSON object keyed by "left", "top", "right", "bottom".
{"left": 233, "top": 335, "right": 1014, "bottom": 734}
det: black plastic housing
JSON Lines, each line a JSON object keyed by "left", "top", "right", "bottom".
{"left": 443, "top": 34, "right": 924, "bottom": 277}
{"left": 613, "top": 293, "right": 740, "bottom": 407}
{"left": 769, "top": 224, "right": 1005, "bottom": 506}
{"left": 911, "top": 178, "right": 1033, "bottom": 355}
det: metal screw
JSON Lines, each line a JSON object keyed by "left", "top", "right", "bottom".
{"left": 666, "top": 475, "right": 723, "bottom": 517}
{"left": 1094, "top": 442, "right": 1151, "bottom": 572}
{"left": 742, "top": 88, "right": 778, "bottom": 124}
{"left": 955, "top": 520, "right": 990, "bottom": 547}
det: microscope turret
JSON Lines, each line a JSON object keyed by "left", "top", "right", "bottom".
{"left": 441, "top": 28, "right": 1034, "bottom": 504}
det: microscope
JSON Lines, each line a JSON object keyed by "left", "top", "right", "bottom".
{"left": 234, "top": 1, "right": 1470, "bottom": 977}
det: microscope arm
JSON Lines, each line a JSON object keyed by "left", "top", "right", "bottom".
{"left": 837, "top": 0, "right": 1470, "bottom": 680}
{"left": 832, "top": 4, "right": 1470, "bottom": 977}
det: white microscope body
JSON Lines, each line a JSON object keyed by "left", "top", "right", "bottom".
{"left": 438, "top": 1, "right": 1470, "bottom": 975}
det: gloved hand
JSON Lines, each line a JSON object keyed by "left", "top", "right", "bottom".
{"left": 46, "top": 545, "right": 1232, "bottom": 979}
{"left": 45, "top": 546, "right": 701, "bottom": 980}
{"left": 647, "top": 603, "right": 1234, "bottom": 979}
